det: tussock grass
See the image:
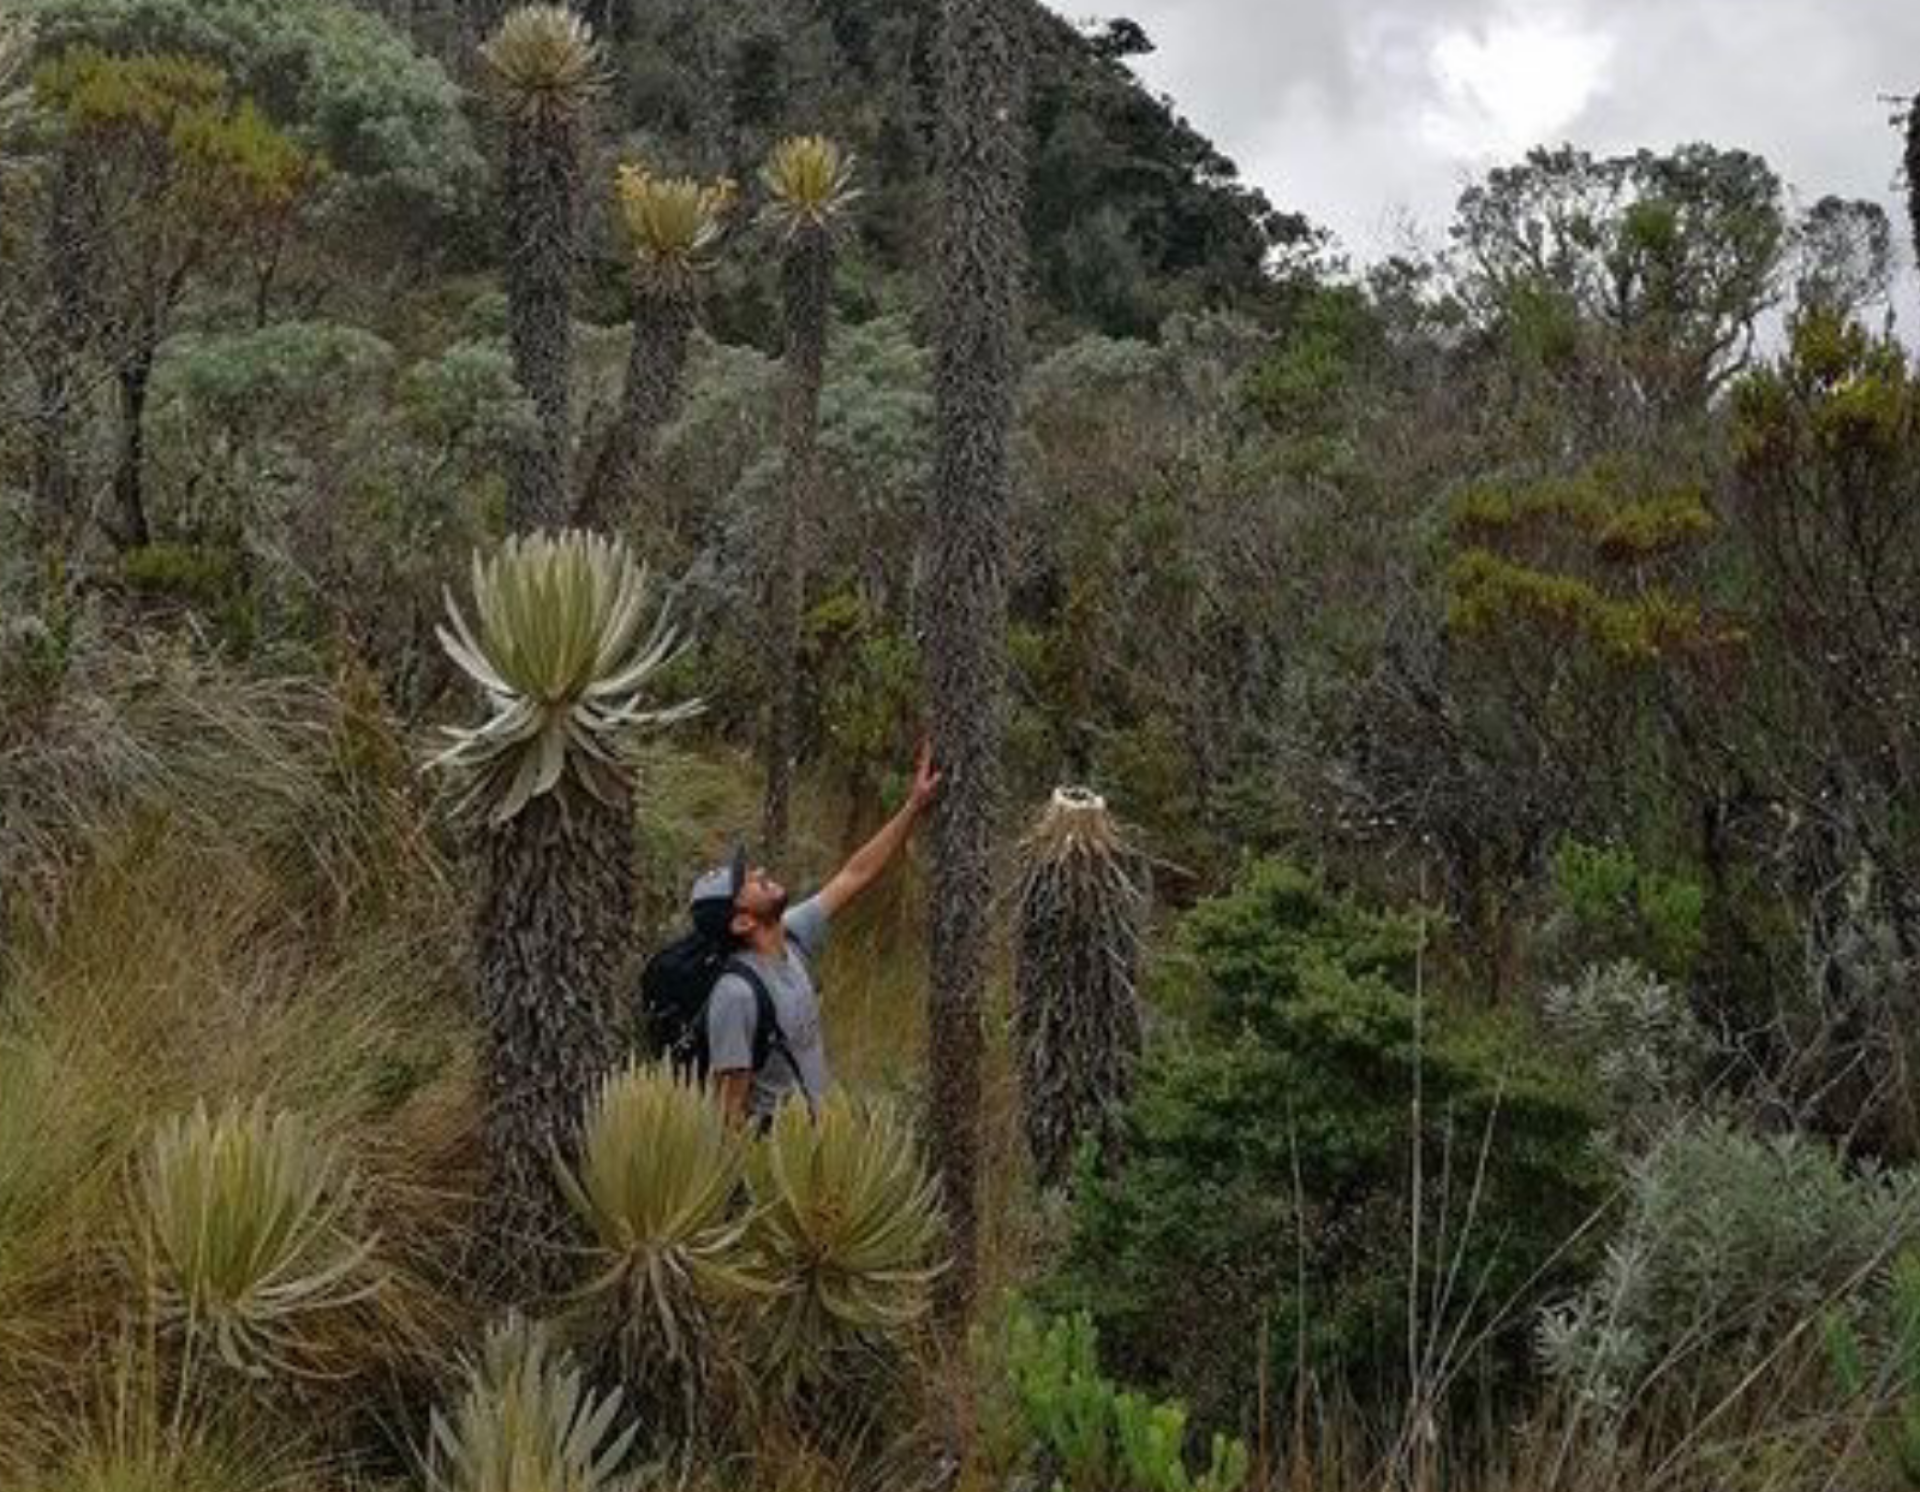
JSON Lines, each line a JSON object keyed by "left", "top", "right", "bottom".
{"left": 9, "top": 1319, "right": 358, "bottom": 1492}
{"left": 0, "top": 833, "right": 477, "bottom": 1461}
{"left": 0, "top": 640, "right": 476, "bottom": 1478}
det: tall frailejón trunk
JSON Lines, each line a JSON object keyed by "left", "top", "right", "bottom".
{"left": 576, "top": 290, "right": 692, "bottom": 530}
{"left": 924, "top": 0, "right": 1026, "bottom": 1327}
{"left": 502, "top": 107, "right": 581, "bottom": 531}
{"left": 433, "top": 532, "right": 692, "bottom": 1299}
{"left": 1907, "top": 100, "right": 1920, "bottom": 284}
{"left": 475, "top": 785, "right": 632, "bottom": 1293}
{"left": 762, "top": 225, "right": 831, "bottom": 860}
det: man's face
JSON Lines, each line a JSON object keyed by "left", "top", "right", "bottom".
{"left": 730, "top": 866, "right": 787, "bottom": 934}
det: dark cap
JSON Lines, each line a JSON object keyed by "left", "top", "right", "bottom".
{"left": 689, "top": 843, "right": 748, "bottom": 938}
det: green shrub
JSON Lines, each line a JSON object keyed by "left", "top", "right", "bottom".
{"left": 979, "top": 1306, "right": 1249, "bottom": 1492}
{"left": 1828, "top": 1251, "right": 1920, "bottom": 1488}
{"left": 1153, "top": 857, "right": 1420, "bottom": 1030}
{"left": 1546, "top": 838, "right": 1705, "bottom": 980}
{"left": 1048, "top": 860, "right": 1605, "bottom": 1428}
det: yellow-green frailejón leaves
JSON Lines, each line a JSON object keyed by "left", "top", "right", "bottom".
{"left": 430, "top": 530, "right": 700, "bottom": 826}
{"left": 429, "top": 1313, "right": 642, "bottom": 1492}
{"left": 141, "top": 1099, "right": 378, "bottom": 1379}
{"left": 557, "top": 1064, "right": 947, "bottom": 1390}
{"left": 478, "top": 5, "right": 607, "bottom": 125}
{"left": 613, "top": 163, "right": 735, "bottom": 289}
{"left": 555, "top": 1061, "right": 773, "bottom": 1367}
{"left": 759, "top": 134, "right": 860, "bottom": 239}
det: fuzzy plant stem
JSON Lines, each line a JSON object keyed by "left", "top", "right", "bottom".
{"left": 577, "top": 289, "right": 693, "bottom": 530}
{"left": 762, "top": 224, "right": 832, "bottom": 860}
{"left": 923, "top": 0, "right": 1027, "bottom": 1329}
{"left": 1013, "top": 788, "right": 1146, "bottom": 1189}
{"left": 502, "top": 107, "right": 582, "bottom": 532}
{"left": 475, "top": 785, "right": 632, "bottom": 1295}
{"left": 1907, "top": 99, "right": 1920, "bottom": 284}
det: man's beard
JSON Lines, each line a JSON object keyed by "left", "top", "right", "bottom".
{"left": 756, "top": 889, "right": 789, "bottom": 924}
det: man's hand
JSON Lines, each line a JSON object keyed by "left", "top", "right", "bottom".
{"left": 714, "top": 1069, "right": 752, "bottom": 1126}
{"left": 908, "top": 737, "right": 943, "bottom": 816}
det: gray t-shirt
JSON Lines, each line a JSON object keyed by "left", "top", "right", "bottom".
{"left": 706, "top": 895, "right": 830, "bottom": 1119}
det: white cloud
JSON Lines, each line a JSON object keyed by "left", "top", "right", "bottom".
{"left": 1422, "top": 11, "right": 1616, "bottom": 160}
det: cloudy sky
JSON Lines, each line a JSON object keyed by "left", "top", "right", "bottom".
{"left": 1092, "top": 0, "right": 1919, "bottom": 323}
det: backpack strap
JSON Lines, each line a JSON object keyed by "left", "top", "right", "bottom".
{"left": 721, "top": 957, "right": 815, "bottom": 1112}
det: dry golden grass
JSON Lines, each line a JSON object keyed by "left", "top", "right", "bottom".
{"left": 0, "top": 646, "right": 480, "bottom": 1483}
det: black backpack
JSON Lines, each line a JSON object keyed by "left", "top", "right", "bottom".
{"left": 639, "top": 929, "right": 798, "bottom": 1085}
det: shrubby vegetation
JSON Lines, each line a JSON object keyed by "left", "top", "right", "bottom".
{"left": 2, "top": 0, "right": 1920, "bottom": 1487}
{"left": 1540, "top": 1120, "right": 1920, "bottom": 1419}
{"left": 1048, "top": 861, "right": 1606, "bottom": 1429}
{"left": 978, "top": 1307, "right": 1251, "bottom": 1492}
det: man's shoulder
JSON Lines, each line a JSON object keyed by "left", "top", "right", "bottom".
{"left": 782, "top": 895, "right": 829, "bottom": 956}
{"left": 781, "top": 893, "right": 827, "bottom": 928}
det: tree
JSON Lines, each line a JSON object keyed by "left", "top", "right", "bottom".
{"left": 8, "top": 0, "right": 479, "bottom": 557}
{"left": 19, "top": 0, "right": 482, "bottom": 239}
{"left": 32, "top": 48, "right": 323, "bottom": 550}
{"left": 0, "top": 14, "right": 34, "bottom": 183}
{"left": 478, "top": 6, "right": 604, "bottom": 532}
{"left": 576, "top": 163, "right": 731, "bottom": 530}
{"left": 1024, "top": 9, "right": 1310, "bottom": 338}
{"left": 0, "top": 14, "right": 84, "bottom": 554}
{"left": 923, "top": 0, "right": 1027, "bottom": 1326}
{"left": 1450, "top": 144, "right": 1786, "bottom": 424}
{"left": 1710, "top": 311, "right": 1920, "bottom": 1153}
{"left": 1009, "top": 315, "right": 1281, "bottom": 845}
{"left": 1429, "top": 461, "right": 1724, "bottom": 985}
{"left": 597, "top": 0, "right": 1291, "bottom": 339}
{"left": 758, "top": 134, "right": 857, "bottom": 859}
{"left": 429, "top": 530, "right": 699, "bottom": 1292}
{"left": 1791, "top": 195, "right": 1894, "bottom": 323}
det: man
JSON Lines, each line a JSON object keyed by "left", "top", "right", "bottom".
{"left": 691, "top": 743, "right": 941, "bottom": 1125}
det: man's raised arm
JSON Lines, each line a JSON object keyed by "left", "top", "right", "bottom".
{"left": 816, "top": 741, "right": 942, "bottom": 918}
